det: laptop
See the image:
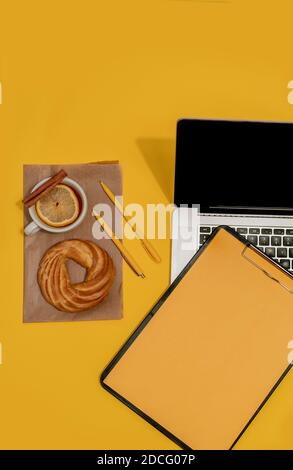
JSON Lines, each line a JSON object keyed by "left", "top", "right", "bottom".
{"left": 171, "top": 118, "right": 293, "bottom": 282}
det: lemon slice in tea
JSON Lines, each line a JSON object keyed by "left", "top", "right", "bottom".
{"left": 36, "top": 184, "right": 80, "bottom": 227}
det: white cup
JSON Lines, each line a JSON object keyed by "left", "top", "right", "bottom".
{"left": 24, "top": 177, "right": 88, "bottom": 236}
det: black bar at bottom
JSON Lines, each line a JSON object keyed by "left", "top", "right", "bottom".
{"left": 0, "top": 450, "right": 293, "bottom": 465}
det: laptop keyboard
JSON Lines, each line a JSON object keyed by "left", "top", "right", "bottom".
{"left": 199, "top": 226, "right": 293, "bottom": 273}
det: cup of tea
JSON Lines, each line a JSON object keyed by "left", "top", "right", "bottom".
{"left": 24, "top": 177, "right": 88, "bottom": 236}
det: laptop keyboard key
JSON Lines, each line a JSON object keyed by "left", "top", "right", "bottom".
{"left": 271, "top": 236, "right": 281, "bottom": 246}
{"left": 286, "top": 229, "right": 293, "bottom": 235}
{"left": 200, "top": 227, "right": 211, "bottom": 233}
{"left": 259, "top": 236, "right": 269, "bottom": 246}
{"left": 237, "top": 228, "right": 248, "bottom": 234}
{"left": 261, "top": 228, "right": 272, "bottom": 234}
{"left": 289, "top": 248, "right": 293, "bottom": 258}
{"left": 274, "top": 229, "right": 285, "bottom": 235}
{"left": 283, "top": 237, "right": 293, "bottom": 246}
{"left": 280, "top": 259, "right": 290, "bottom": 270}
{"left": 249, "top": 228, "right": 260, "bottom": 234}
{"left": 265, "top": 247, "right": 275, "bottom": 257}
{"left": 247, "top": 235, "right": 258, "bottom": 245}
{"left": 200, "top": 234, "right": 209, "bottom": 244}
{"left": 277, "top": 248, "right": 287, "bottom": 258}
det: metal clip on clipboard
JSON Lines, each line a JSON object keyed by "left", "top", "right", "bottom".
{"left": 242, "top": 244, "right": 293, "bottom": 294}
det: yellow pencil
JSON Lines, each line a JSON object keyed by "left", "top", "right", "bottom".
{"left": 93, "top": 212, "right": 145, "bottom": 279}
{"left": 100, "top": 181, "right": 161, "bottom": 263}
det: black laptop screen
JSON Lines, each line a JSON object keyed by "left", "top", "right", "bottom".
{"left": 174, "top": 119, "right": 293, "bottom": 215}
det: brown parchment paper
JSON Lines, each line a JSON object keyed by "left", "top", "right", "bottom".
{"left": 23, "top": 163, "right": 123, "bottom": 323}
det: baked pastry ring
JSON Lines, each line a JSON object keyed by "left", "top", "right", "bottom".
{"left": 38, "top": 239, "right": 115, "bottom": 313}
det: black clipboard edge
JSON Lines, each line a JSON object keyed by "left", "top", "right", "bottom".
{"left": 229, "top": 363, "right": 292, "bottom": 449}
{"left": 100, "top": 225, "right": 293, "bottom": 450}
{"left": 101, "top": 379, "right": 191, "bottom": 450}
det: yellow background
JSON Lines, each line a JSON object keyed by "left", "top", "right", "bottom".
{"left": 1, "top": 0, "right": 293, "bottom": 449}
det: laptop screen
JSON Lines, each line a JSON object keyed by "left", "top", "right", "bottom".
{"left": 174, "top": 119, "right": 293, "bottom": 215}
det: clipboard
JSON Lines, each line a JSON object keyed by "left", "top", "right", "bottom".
{"left": 101, "top": 226, "right": 293, "bottom": 449}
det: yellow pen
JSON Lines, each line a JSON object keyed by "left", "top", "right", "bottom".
{"left": 93, "top": 212, "right": 145, "bottom": 279}
{"left": 100, "top": 181, "right": 161, "bottom": 263}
